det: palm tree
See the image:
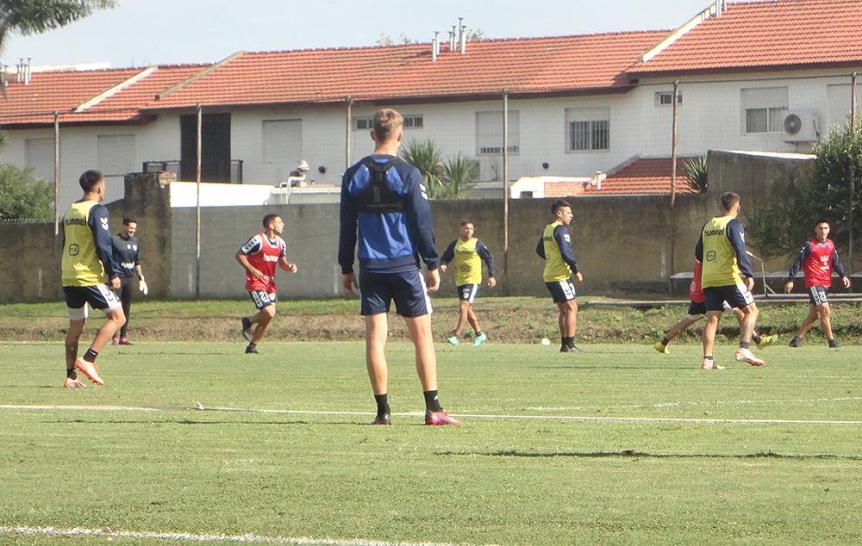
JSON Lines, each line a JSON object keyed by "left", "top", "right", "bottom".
{"left": 400, "top": 138, "right": 445, "bottom": 198}
{"left": 1, "top": 0, "right": 117, "bottom": 93}
{"left": 439, "top": 152, "right": 477, "bottom": 199}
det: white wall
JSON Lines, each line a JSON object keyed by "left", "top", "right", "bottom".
{"left": 3, "top": 68, "right": 858, "bottom": 211}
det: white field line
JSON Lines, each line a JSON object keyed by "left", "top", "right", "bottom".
{"left": 2, "top": 403, "right": 862, "bottom": 426}
{"left": 0, "top": 525, "right": 460, "bottom": 545}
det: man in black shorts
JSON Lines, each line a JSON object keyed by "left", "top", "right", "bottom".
{"left": 61, "top": 170, "right": 125, "bottom": 387}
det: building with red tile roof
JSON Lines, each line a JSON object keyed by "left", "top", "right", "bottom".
{"left": 1, "top": 0, "right": 860, "bottom": 207}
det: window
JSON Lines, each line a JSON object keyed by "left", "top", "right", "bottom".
{"left": 24, "top": 138, "right": 54, "bottom": 180}
{"left": 656, "top": 91, "right": 683, "bottom": 106}
{"left": 262, "top": 119, "right": 302, "bottom": 165}
{"left": 98, "top": 134, "right": 135, "bottom": 176}
{"left": 356, "top": 114, "right": 423, "bottom": 130}
{"left": 403, "top": 114, "right": 423, "bottom": 128}
{"left": 827, "top": 84, "right": 860, "bottom": 129}
{"left": 566, "top": 107, "right": 610, "bottom": 151}
{"left": 476, "top": 110, "right": 520, "bottom": 155}
{"left": 741, "top": 87, "right": 788, "bottom": 134}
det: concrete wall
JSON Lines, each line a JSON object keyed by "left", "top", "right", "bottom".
{"left": 167, "top": 192, "right": 712, "bottom": 299}
{"left": 3, "top": 151, "right": 856, "bottom": 302}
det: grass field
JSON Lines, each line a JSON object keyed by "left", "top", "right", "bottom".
{"left": 2, "top": 329, "right": 862, "bottom": 544}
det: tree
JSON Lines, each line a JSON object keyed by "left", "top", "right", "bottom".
{"left": 747, "top": 120, "right": 862, "bottom": 259}
{"left": 400, "top": 139, "right": 477, "bottom": 200}
{"left": 0, "top": 0, "right": 117, "bottom": 84}
{"left": 683, "top": 155, "right": 708, "bottom": 193}
{"left": 400, "top": 138, "right": 444, "bottom": 197}
{"left": 0, "top": 164, "right": 53, "bottom": 220}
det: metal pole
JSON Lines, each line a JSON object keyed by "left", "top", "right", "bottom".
{"left": 850, "top": 73, "right": 857, "bottom": 274}
{"left": 669, "top": 81, "right": 679, "bottom": 291}
{"left": 345, "top": 96, "right": 353, "bottom": 171}
{"left": 502, "top": 90, "right": 509, "bottom": 293}
{"left": 195, "top": 104, "right": 202, "bottom": 298}
{"left": 53, "top": 111, "right": 60, "bottom": 236}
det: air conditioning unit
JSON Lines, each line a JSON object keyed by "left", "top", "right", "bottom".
{"left": 783, "top": 109, "right": 819, "bottom": 143}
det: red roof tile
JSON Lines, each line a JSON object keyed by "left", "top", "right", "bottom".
{"left": 629, "top": 0, "right": 862, "bottom": 76}
{"left": 587, "top": 157, "right": 701, "bottom": 195}
{"left": 0, "top": 64, "right": 209, "bottom": 127}
{"left": 143, "top": 32, "right": 668, "bottom": 110}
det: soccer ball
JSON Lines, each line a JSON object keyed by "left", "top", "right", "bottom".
{"left": 540, "top": 338, "right": 551, "bottom": 346}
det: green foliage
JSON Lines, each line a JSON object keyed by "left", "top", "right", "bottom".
{"left": 0, "top": 0, "right": 116, "bottom": 39}
{"left": 400, "top": 138, "right": 446, "bottom": 198}
{"left": 400, "top": 139, "right": 478, "bottom": 200}
{"left": 438, "top": 152, "right": 477, "bottom": 199}
{"left": 747, "top": 120, "right": 862, "bottom": 259}
{"left": 0, "top": 164, "right": 53, "bottom": 220}
{"left": 683, "top": 155, "right": 708, "bottom": 193}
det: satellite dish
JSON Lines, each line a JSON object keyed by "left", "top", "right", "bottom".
{"left": 784, "top": 113, "right": 802, "bottom": 135}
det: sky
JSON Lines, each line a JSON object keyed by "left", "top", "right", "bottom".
{"left": 0, "top": 0, "right": 750, "bottom": 69}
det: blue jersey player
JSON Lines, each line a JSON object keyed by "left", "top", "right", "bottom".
{"left": 338, "top": 108, "right": 460, "bottom": 426}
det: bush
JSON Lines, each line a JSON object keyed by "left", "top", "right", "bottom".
{"left": 0, "top": 164, "right": 54, "bottom": 220}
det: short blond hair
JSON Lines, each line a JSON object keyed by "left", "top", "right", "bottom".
{"left": 372, "top": 108, "right": 403, "bottom": 142}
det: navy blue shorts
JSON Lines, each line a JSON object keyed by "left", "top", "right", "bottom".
{"left": 63, "top": 284, "right": 121, "bottom": 320}
{"left": 703, "top": 283, "right": 754, "bottom": 311}
{"left": 687, "top": 300, "right": 707, "bottom": 316}
{"left": 456, "top": 283, "right": 480, "bottom": 303}
{"left": 545, "top": 280, "right": 576, "bottom": 304}
{"left": 359, "top": 269, "right": 431, "bottom": 317}
{"left": 807, "top": 285, "right": 829, "bottom": 306}
{"left": 249, "top": 290, "right": 278, "bottom": 310}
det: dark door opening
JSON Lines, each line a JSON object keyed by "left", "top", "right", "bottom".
{"left": 180, "top": 113, "right": 232, "bottom": 182}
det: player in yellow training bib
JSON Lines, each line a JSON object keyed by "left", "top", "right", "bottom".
{"left": 536, "top": 199, "right": 584, "bottom": 353}
{"left": 694, "top": 191, "right": 764, "bottom": 370}
{"left": 440, "top": 220, "right": 496, "bottom": 346}
{"left": 60, "top": 170, "right": 125, "bottom": 388}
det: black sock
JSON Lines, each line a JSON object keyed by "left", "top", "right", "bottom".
{"left": 83, "top": 348, "right": 98, "bottom": 362}
{"left": 374, "top": 393, "right": 389, "bottom": 416}
{"left": 661, "top": 336, "right": 670, "bottom": 346}
{"left": 704, "top": 355, "right": 714, "bottom": 360}
{"left": 475, "top": 330, "right": 483, "bottom": 337}
{"left": 740, "top": 341, "right": 750, "bottom": 349}
{"left": 423, "top": 390, "right": 442, "bottom": 413}
{"left": 564, "top": 336, "right": 575, "bottom": 348}
{"left": 66, "top": 369, "right": 77, "bottom": 379}
{"left": 752, "top": 334, "right": 762, "bottom": 344}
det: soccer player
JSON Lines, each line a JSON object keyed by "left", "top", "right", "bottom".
{"left": 61, "top": 169, "right": 125, "bottom": 388}
{"left": 695, "top": 191, "right": 764, "bottom": 370}
{"left": 110, "top": 217, "right": 148, "bottom": 345}
{"left": 654, "top": 259, "right": 777, "bottom": 353}
{"left": 236, "top": 214, "right": 298, "bottom": 354}
{"left": 338, "top": 107, "right": 460, "bottom": 426}
{"left": 439, "top": 220, "right": 496, "bottom": 346}
{"left": 784, "top": 220, "right": 851, "bottom": 348}
{"left": 536, "top": 199, "right": 583, "bottom": 353}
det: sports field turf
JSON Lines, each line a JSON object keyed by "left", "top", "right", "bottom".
{"left": 2, "top": 339, "right": 861, "bottom": 545}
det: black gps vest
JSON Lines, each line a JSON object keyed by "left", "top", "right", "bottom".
{"left": 355, "top": 157, "right": 407, "bottom": 214}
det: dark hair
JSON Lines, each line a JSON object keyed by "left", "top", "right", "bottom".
{"left": 123, "top": 217, "right": 136, "bottom": 225}
{"left": 79, "top": 169, "right": 104, "bottom": 192}
{"left": 262, "top": 213, "right": 280, "bottom": 227}
{"left": 460, "top": 219, "right": 474, "bottom": 227}
{"left": 719, "top": 192, "right": 740, "bottom": 212}
{"left": 551, "top": 199, "right": 572, "bottom": 215}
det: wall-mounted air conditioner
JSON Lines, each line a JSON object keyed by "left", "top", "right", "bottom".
{"left": 783, "top": 109, "right": 819, "bottom": 142}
